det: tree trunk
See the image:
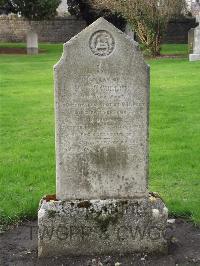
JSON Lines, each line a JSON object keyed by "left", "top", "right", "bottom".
{"left": 149, "top": 33, "right": 161, "bottom": 56}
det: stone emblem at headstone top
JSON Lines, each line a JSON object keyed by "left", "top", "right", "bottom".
{"left": 89, "top": 30, "right": 115, "bottom": 56}
{"left": 38, "top": 18, "right": 168, "bottom": 257}
{"left": 189, "top": 16, "right": 200, "bottom": 61}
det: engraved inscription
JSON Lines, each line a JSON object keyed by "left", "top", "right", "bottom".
{"left": 60, "top": 68, "right": 147, "bottom": 194}
{"left": 89, "top": 30, "right": 115, "bottom": 57}
{"left": 39, "top": 223, "right": 165, "bottom": 242}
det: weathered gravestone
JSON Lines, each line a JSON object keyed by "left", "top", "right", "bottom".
{"left": 125, "top": 23, "right": 135, "bottom": 40}
{"left": 38, "top": 18, "right": 168, "bottom": 257}
{"left": 26, "top": 30, "right": 38, "bottom": 55}
{"left": 188, "top": 28, "right": 194, "bottom": 54}
{"left": 189, "top": 16, "right": 200, "bottom": 61}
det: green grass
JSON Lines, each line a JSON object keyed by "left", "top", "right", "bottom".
{"left": 150, "top": 56, "right": 200, "bottom": 224}
{"left": 0, "top": 43, "right": 200, "bottom": 227}
{"left": 0, "top": 43, "right": 63, "bottom": 226}
{"left": 161, "top": 44, "right": 188, "bottom": 55}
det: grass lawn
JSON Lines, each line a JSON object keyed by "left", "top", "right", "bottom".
{"left": 0, "top": 43, "right": 200, "bottom": 228}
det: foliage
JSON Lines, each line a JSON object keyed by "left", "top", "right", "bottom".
{"left": 0, "top": 0, "right": 61, "bottom": 20}
{"left": 67, "top": 0, "right": 126, "bottom": 30}
{"left": 88, "top": 0, "right": 187, "bottom": 56}
{"left": 0, "top": 0, "right": 15, "bottom": 14}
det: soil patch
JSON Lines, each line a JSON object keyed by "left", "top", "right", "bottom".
{"left": 0, "top": 48, "right": 186, "bottom": 58}
{"left": 0, "top": 47, "right": 46, "bottom": 54}
{"left": 155, "top": 54, "right": 187, "bottom": 59}
{"left": 0, "top": 219, "right": 200, "bottom": 265}
{"left": 145, "top": 54, "right": 187, "bottom": 59}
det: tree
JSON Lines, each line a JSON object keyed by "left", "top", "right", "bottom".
{"left": 0, "top": 0, "right": 15, "bottom": 14}
{"left": 0, "top": 0, "right": 61, "bottom": 54}
{"left": 10, "top": 0, "right": 61, "bottom": 20}
{"left": 87, "top": 0, "right": 187, "bottom": 56}
{"left": 67, "top": 0, "right": 126, "bottom": 31}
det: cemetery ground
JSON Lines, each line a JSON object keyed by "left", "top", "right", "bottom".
{"left": 0, "top": 42, "right": 200, "bottom": 265}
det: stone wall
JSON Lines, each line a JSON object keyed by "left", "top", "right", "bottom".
{"left": 0, "top": 15, "right": 86, "bottom": 43}
{"left": 0, "top": 15, "right": 197, "bottom": 44}
{"left": 163, "top": 17, "right": 197, "bottom": 44}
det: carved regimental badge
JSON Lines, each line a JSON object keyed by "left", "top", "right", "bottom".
{"left": 89, "top": 30, "right": 115, "bottom": 57}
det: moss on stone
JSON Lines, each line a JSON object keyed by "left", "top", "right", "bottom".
{"left": 77, "top": 201, "right": 92, "bottom": 209}
{"left": 94, "top": 214, "right": 119, "bottom": 233}
{"left": 47, "top": 210, "right": 57, "bottom": 218}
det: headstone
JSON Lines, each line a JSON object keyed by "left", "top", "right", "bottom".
{"left": 26, "top": 30, "right": 38, "bottom": 55}
{"left": 56, "top": 21, "right": 147, "bottom": 200}
{"left": 38, "top": 18, "right": 168, "bottom": 257}
{"left": 188, "top": 28, "right": 194, "bottom": 54}
{"left": 189, "top": 16, "right": 200, "bottom": 61}
{"left": 191, "top": 2, "right": 200, "bottom": 18}
{"left": 125, "top": 23, "right": 135, "bottom": 40}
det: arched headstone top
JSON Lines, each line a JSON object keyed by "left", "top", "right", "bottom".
{"left": 55, "top": 17, "right": 148, "bottom": 71}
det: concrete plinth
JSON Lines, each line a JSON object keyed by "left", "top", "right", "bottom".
{"left": 27, "top": 47, "right": 38, "bottom": 55}
{"left": 189, "top": 53, "right": 200, "bottom": 61}
{"left": 38, "top": 194, "right": 168, "bottom": 257}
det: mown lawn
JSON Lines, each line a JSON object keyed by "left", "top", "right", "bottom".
{"left": 0, "top": 43, "right": 199, "bottom": 228}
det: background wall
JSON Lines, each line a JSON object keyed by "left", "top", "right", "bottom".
{"left": 163, "top": 17, "right": 197, "bottom": 44}
{"left": 0, "top": 15, "right": 196, "bottom": 44}
{"left": 0, "top": 15, "right": 86, "bottom": 43}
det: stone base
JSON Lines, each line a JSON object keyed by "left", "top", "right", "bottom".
{"left": 189, "top": 53, "right": 200, "bottom": 61}
{"left": 27, "top": 47, "right": 38, "bottom": 55}
{"left": 38, "top": 194, "right": 168, "bottom": 257}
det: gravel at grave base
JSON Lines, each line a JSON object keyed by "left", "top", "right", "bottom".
{"left": 0, "top": 219, "right": 200, "bottom": 266}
